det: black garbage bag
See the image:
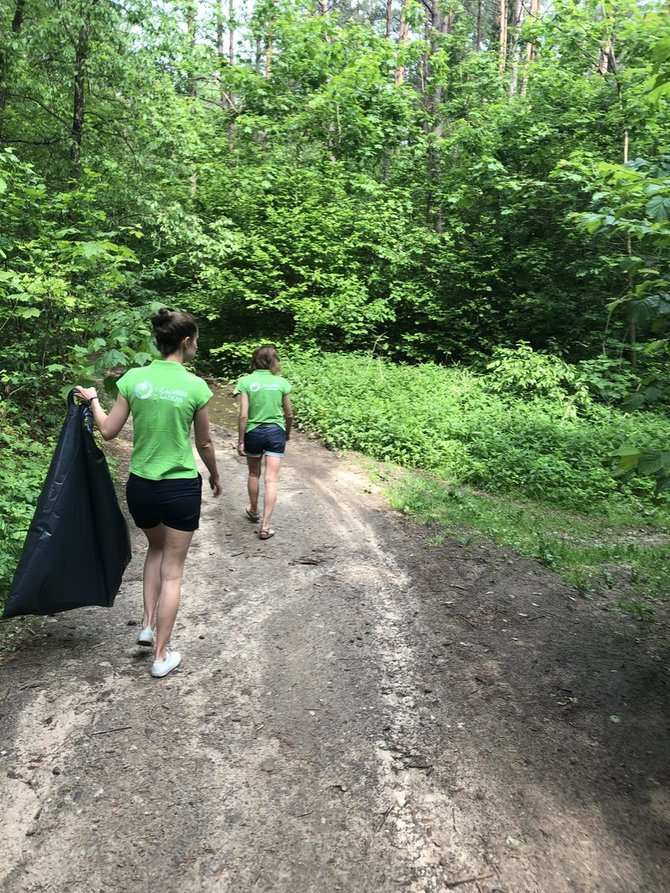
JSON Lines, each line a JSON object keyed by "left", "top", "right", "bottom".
{"left": 3, "top": 391, "right": 131, "bottom": 619}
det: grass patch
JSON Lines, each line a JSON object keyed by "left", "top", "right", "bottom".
{"left": 388, "top": 468, "right": 669, "bottom": 609}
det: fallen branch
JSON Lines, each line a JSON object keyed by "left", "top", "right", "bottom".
{"left": 375, "top": 804, "right": 394, "bottom": 831}
{"left": 289, "top": 556, "right": 324, "bottom": 565}
{"left": 444, "top": 871, "right": 495, "bottom": 889}
{"left": 88, "top": 725, "right": 132, "bottom": 736}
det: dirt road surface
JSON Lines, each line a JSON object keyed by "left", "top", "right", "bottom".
{"left": 1, "top": 414, "right": 668, "bottom": 893}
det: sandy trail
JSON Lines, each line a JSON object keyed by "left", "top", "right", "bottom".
{"left": 0, "top": 420, "right": 668, "bottom": 892}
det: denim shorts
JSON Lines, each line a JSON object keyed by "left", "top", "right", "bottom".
{"left": 244, "top": 423, "right": 286, "bottom": 458}
{"left": 126, "top": 473, "right": 202, "bottom": 532}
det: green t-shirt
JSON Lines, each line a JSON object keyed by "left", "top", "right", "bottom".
{"left": 117, "top": 360, "right": 212, "bottom": 480}
{"left": 234, "top": 370, "right": 292, "bottom": 431}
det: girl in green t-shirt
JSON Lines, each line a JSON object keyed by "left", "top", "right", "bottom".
{"left": 234, "top": 345, "right": 293, "bottom": 540}
{"left": 75, "top": 309, "right": 222, "bottom": 679}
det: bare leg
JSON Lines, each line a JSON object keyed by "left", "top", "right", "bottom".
{"left": 143, "top": 525, "right": 194, "bottom": 662}
{"left": 261, "top": 455, "right": 283, "bottom": 531}
{"left": 246, "top": 457, "right": 262, "bottom": 518}
{"left": 141, "top": 525, "right": 164, "bottom": 628}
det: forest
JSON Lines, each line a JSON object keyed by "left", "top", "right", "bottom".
{"left": 1, "top": 0, "right": 669, "bottom": 614}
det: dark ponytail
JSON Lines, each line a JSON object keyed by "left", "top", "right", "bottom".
{"left": 151, "top": 308, "right": 198, "bottom": 357}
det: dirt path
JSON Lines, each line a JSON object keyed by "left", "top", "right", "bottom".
{"left": 0, "top": 420, "right": 668, "bottom": 893}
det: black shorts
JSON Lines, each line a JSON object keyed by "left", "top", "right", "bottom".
{"left": 125, "top": 473, "right": 202, "bottom": 532}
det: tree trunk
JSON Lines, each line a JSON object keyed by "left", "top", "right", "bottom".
{"left": 423, "top": 0, "right": 451, "bottom": 233}
{"left": 498, "top": 0, "right": 508, "bottom": 74}
{"left": 385, "top": 0, "right": 393, "bottom": 38}
{"left": 12, "top": 0, "right": 26, "bottom": 32}
{"left": 519, "top": 0, "right": 540, "bottom": 95}
{"left": 70, "top": 23, "right": 90, "bottom": 168}
{"left": 265, "top": 31, "right": 273, "bottom": 79}
{"left": 0, "top": 0, "right": 27, "bottom": 137}
{"left": 215, "top": 0, "right": 236, "bottom": 143}
{"left": 475, "top": 0, "right": 483, "bottom": 51}
{"left": 526, "top": 0, "right": 539, "bottom": 63}
{"left": 265, "top": 1, "right": 273, "bottom": 80}
{"left": 186, "top": 0, "right": 197, "bottom": 97}
{"left": 395, "top": 0, "right": 408, "bottom": 85}
{"left": 598, "top": 38, "right": 613, "bottom": 76}
{"left": 229, "top": 0, "right": 235, "bottom": 66}
{"left": 508, "top": 0, "right": 524, "bottom": 95}
{"left": 216, "top": 0, "right": 225, "bottom": 104}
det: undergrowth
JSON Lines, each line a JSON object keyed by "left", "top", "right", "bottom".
{"left": 283, "top": 351, "right": 670, "bottom": 613}
{"left": 0, "top": 402, "right": 53, "bottom": 620}
{"left": 386, "top": 470, "right": 668, "bottom": 609}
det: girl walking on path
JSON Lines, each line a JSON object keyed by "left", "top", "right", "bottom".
{"left": 75, "top": 309, "right": 222, "bottom": 678}
{"left": 235, "top": 345, "right": 293, "bottom": 540}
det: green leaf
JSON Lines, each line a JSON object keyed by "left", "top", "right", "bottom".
{"left": 646, "top": 194, "right": 670, "bottom": 222}
{"left": 637, "top": 451, "right": 670, "bottom": 476}
{"left": 97, "top": 349, "right": 129, "bottom": 370}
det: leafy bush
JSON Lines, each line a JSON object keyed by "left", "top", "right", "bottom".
{"left": 574, "top": 354, "right": 644, "bottom": 405}
{"left": 281, "top": 351, "right": 670, "bottom": 512}
{"left": 0, "top": 404, "right": 52, "bottom": 612}
{"left": 484, "top": 342, "right": 591, "bottom": 414}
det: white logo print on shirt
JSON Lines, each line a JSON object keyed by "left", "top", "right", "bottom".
{"left": 135, "top": 382, "right": 153, "bottom": 400}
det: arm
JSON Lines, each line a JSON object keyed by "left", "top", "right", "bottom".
{"left": 283, "top": 394, "right": 294, "bottom": 441}
{"left": 74, "top": 387, "right": 130, "bottom": 441}
{"left": 237, "top": 392, "right": 249, "bottom": 457}
{"left": 194, "top": 404, "right": 222, "bottom": 497}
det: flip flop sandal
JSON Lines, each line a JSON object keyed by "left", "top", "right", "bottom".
{"left": 246, "top": 507, "right": 260, "bottom": 523}
{"left": 258, "top": 528, "right": 275, "bottom": 540}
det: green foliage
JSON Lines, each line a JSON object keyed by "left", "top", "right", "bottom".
{"left": 3, "top": 0, "right": 670, "bottom": 371}
{"left": 571, "top": 155, "right": 670, "bottom": 359}
{"left": 0, "top": 403, "right": 52, "bottom": 612}
{"left": 209, "top": 339, "right": 281, "bottom": 379}
{"left": 0, "top": 149, "right": 142, "bottom": 413}
{"left": 484, "top": 343, "right": 592, "bottom": 415}
{"left": 574, "top": 355, "right": 643, "bottom": 405}
{"left": 283, "top": 351, "right": 670, "bottom": 512}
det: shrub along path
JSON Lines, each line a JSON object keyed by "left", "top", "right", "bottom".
{"left": 0, "top": 422, "right": 667, "bottom": 892}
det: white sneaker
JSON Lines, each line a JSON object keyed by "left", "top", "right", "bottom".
{"left": 151, "top": 649, "right": 182, "bottom": 678}
{"left": 137, "top": 626, "right": 155, "bottom": 647}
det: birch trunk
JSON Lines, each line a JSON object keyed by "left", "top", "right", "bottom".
{"left": 508, "top": 0, "right": 524, "bottom": 96}
{"left": 499, "top": 0, "right": 508, "bottom": 74}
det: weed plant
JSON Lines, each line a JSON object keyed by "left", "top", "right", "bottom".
{"left": 0, "top": 404, "right": 52, "bottom": 615}
{"left": 284, "top": 352, "right": 670, "bottom": 512}
{"left": 387, "top": 471, "right": 668, "bottom": 605}
{"left": 284, "top": 351, "right": 670, "bottom": 610}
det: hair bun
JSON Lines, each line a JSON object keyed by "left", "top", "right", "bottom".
{"left": 150, "top": 308, "right": 199, "bottom": 356}
{"left": 151, "top": 307, "right": 171, "bottom": 329}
